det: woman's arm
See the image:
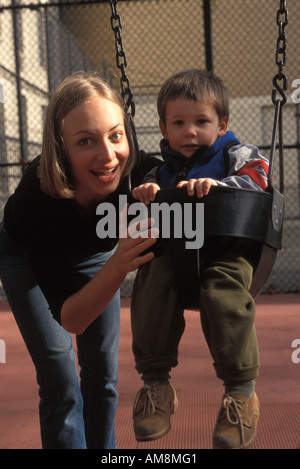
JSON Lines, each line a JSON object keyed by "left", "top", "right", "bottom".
{"left": 61, "top": 228, "right": 157, "bottom": 334}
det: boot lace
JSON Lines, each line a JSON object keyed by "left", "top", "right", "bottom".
{"left": 222, "top": 394, "right": 245, "bottom": 448}
{"left": 133, "top": 384, "right": 160, "bottom": 418}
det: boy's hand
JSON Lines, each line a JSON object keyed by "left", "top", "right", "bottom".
{"left": 132, "top": 183, "right": 160, "bottom": 205}
{"left": 177, "top": 178, "right": 217, "bottom": 198}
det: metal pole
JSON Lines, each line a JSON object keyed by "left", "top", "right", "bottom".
{"left": 203, "top": 0, "right": 214, "bottom": 72}
{"left": 45, "top": 9, "right": 53, "bottom": 97}
{"left": 12, "top": 0, "right": 26, "bottom": 167}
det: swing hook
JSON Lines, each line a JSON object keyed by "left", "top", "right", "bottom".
{"left": 272, "top": 74, "right": 287, "bottom": 106}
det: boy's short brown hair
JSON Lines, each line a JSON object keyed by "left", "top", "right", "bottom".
{"left": 157, "top": 69, "right": 230, "bottom": 124}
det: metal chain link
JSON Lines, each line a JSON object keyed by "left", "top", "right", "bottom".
{"left": 269, "top": 0, "right": 288, "bottom": 193}
{"left": 109, "top": 0, "right": 135, "bottom": 117}
{"left": 272, "top": 0, "right": 288, "bottom": 105}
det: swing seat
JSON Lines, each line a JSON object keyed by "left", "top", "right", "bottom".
{"left": 152, "top": 185, "right": 284, "bottom": 309}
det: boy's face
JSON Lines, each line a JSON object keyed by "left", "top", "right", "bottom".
{"left": 159, "top": 98, "right": 228, "bottom": 158}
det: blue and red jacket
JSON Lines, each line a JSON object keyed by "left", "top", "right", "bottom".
{"left": 146, "top": 131, "right": 269, "bottom": 191}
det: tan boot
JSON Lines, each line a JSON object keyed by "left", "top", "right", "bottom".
{"left": 213, "top": 392, "right": 259, "bottom": 449}
{"left": 133, "top": 383, "right": 178, "bottom": 441}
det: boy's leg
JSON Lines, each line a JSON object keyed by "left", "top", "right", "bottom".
{"left": 199, "top": 244, "right": 260, "bottom": 448}
{"left": 131, "top": 244, "right": 185, "bottom": 379}
{"left": 131, "top": 244, "right": 184, "bottom": 441}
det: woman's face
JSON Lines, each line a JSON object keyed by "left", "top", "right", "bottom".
{"left": 62, "top": 94, "right": 130, "bottom": 208}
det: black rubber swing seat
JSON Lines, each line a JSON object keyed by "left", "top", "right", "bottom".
{"left": 151, "top": 185, "right": 284, "bottom": 309}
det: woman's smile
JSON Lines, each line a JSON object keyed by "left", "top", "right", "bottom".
{"left": 90, "top": 164, "right": 119, "bottom": 182}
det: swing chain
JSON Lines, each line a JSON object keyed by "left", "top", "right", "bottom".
{"left": 109, "top": 0, "right": 135, "bottom": 118}
{"left": 272, "top": 0, "right": 288, "bottom": 105}
{"left": 269, "top": 0, "right": 288, "bottom": 193}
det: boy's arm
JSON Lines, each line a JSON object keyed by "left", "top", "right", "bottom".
{"left": 143, "top": 166, "right": 160, "bottom": 184}
{"left": 217, "top": 143, "right": 269, "bottom": 191}
{"left": 176, "top": 144, "right": 268, "bottom": 198}
{"left": 130, "top": 151, "right": 162, "bottom": 189}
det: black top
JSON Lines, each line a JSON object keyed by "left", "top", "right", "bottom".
{"left": 3, "top": 151, "right": 161, "bottom": 322}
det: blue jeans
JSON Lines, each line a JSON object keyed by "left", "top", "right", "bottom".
{"left": 0, "top": 225, "right": 120, "bottom": 449}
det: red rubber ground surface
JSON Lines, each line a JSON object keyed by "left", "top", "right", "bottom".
{"left": 0, "top": 295, "right": 299, "bottom": 449}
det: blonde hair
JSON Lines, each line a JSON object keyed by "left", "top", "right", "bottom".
{"left": 39, "top": 71, "right": 135, "bottom": 199}
{"left": 157, "top": 69, "right": 230, "bottom": 124}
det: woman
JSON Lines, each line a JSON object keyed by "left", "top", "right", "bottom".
{"left": 0, "top": 72, "right": 158, "bottom": 449}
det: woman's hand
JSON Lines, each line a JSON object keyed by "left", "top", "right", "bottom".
{"left": 113, "top": 216, "right": 158, "bottom": 276}
{"left": 177, "top": 178, "right": 217, "bottom": 198}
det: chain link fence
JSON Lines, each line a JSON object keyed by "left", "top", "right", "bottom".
{"left": 0, "top": 0, "right": 300, "bottom": 298}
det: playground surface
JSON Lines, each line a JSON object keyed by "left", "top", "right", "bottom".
{"left": 0, "top": 294, "right": 299, "bottom": 450}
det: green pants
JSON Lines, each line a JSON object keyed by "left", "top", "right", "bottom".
{"left": 131, "top": 240, "right": 260, "bottom": 383}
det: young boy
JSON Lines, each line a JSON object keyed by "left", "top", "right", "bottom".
{"left": 131, "top": 69, "right": 268, "bottom": 449}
